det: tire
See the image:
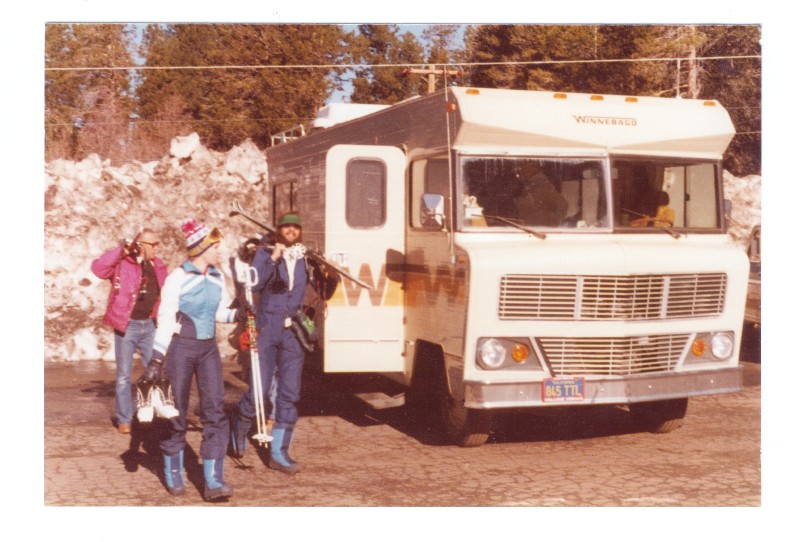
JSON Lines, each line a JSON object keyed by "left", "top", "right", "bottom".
{"left": 408, "top": 342, "right": 492, "bottom": 447}
{"left": 629, "top": 398, "right": 688, "bottom": 433}
{"left": 434, "top": 356, "right": 491, "bottom": 447}
{"left": 440, "top": 393, "right": 492, "bottom": 447}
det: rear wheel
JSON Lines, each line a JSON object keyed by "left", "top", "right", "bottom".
{"left": 629, "top": 398, "right": 688, "bottom": 433}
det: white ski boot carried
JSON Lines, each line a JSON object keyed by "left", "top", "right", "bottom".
{"left": 136, "top": 377, "right": 179, "bottom": 422}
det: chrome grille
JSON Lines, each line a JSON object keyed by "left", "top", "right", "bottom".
{"left": 499, "top": 273, "right": 726, "bottom": 321}
{"left": 665, "top": 274, "right": 727, "bottom": 318}
{"left": 539, "top": 334, "right": 691, "bottom": 376}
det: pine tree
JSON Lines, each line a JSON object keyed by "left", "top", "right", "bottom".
{"left": 45, "top": 23, "right": 135, "bottom": 162}
{"left": 135, "top": 24, "right": 348, "bottom": 150}
{"left": 349, "top": 24, "right": 424, "bottom": 104}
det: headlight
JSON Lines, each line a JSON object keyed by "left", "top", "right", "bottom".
{"left": 476, "top": 338, "right": 541, "bottom": 370}
{"left": 710, "top": 333, "right": 734, "bottom": 359}
{"left": 478, "top": 338, "right": 506, "bottom": 369}
{"left": 685, "top": 331, "right": 737, "bottom": 364}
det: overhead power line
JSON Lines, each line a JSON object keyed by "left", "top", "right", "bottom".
{"left": 45, "top": 54, "right": 761, "bottom": 72}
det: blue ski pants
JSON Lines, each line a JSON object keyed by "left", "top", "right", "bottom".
{"left": 237, "top": 324, "right": 303, "bottom": 426}
{"left": 161, "top": 336, "right": 229, "bottom": 459}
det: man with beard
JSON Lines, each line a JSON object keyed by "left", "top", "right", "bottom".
{"left": 230, "top": 213, "right": 309, "bottom": 474}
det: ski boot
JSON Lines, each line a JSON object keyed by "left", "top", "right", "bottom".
{"left": 268, "top": 423, "right": 301, "bottom": 474}
{"left": 163, "top": 450, "right": 186, "bottom": 496}
{"left": 203, "top": 458, "right": 234, "bottom": 501}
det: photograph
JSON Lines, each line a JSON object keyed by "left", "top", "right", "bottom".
{"left": 17, "top": 4, "right": 788, "bottom": 538}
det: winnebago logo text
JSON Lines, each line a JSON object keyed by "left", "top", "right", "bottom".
{"left": 573, "top": 115, "right": 638, "bottom": 126}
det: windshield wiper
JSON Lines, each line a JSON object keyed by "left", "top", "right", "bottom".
{"left": 483, "top": 215, "right": 547, "bottom": 239}
{"left": 621, "top": 208, "right": 682, "bottom": 239}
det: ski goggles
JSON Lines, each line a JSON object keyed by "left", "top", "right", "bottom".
{"left": 187, "top": 227, "right": 222, "bottom": 257}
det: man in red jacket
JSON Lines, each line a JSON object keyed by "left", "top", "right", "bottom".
{"left": 91, "top": 228, "right": 168, "bottom": 433}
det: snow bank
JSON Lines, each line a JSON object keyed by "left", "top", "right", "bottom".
{"left": 44, "top": 134, "right": 271, "bottom": 362}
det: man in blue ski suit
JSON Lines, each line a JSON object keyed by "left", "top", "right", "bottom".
{"left": 141, "top": 218, "right": 248, "bottom": 501}
{"left": 231, "top": 212, "right": 308, "bottom": 474}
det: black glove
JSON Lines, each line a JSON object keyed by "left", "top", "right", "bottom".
{"left": 120, "top": 238, "right": 140, "bottom": 257}
{"left": 237, "top": 238, "right": 260, "bottom": 263}
{"left": 234, "top": 302, "right": 254, "bottom": 323}
{"left": 138, "top": 353, "right": 164, "bottom": 386}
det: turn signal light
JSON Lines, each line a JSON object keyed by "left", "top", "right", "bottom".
{"left": 691, "top": 338, "right": 707, "bottom": 356}
{"left": 511, "top": 343, "right": 530, "bottom": 363}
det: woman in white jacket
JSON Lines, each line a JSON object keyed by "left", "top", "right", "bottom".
{"left": 142, "top": 218, "right": 247, "bottom": 501}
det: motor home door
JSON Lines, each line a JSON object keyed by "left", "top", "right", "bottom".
{"left": 323, "top": 145, "right": 406, "bottom": 373}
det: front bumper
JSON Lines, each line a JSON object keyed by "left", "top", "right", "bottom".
{"left": 463, "top": 365, "right": 744, "bottom": 409}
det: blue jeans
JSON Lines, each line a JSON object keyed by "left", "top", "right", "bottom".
{"left": 113, "top": 318, "right": 155, "bottom": 424}
{"left": 161, "top": 336, "right": 229, "bottom": 459}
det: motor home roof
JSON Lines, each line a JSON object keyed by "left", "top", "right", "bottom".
{"left": 312, "top": 103, "right": 390, "bottom": 129}
{"left": 449, "top": 87, "right": 735, "bottom": 158}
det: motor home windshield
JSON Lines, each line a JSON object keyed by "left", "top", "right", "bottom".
{"left": 458, "top": 156, "right": 723, "bottom": 232}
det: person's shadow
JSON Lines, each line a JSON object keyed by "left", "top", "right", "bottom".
{"left": 120, "top": 418, "right": 168, "bottom": 474}
{"left": 119, "top": 419, "right": 209, "bottom": 497}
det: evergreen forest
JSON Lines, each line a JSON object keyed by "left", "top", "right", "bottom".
{"left": 45, "top": 23, "right": 761, "bottom": 175}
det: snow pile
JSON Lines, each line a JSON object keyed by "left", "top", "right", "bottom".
{"left": 723, "top": 170, "right": 761, "bottom": 248}
{"left": 44, "top": 134, "right": 270, "bottom": 363}
{"left": 43, "top": 132, "right": 762, "bottom": 363}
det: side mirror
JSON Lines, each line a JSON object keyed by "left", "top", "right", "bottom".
{"left": 420, "top": 193, "right": 446, "bottom": 229}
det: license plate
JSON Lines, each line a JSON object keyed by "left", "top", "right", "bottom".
{"left": 542, "top": 377, "right": 586, "bottom": 402}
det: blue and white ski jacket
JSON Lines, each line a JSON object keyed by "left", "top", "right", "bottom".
{"left": 153, "top": 260, "right": 236, "bottom": 356}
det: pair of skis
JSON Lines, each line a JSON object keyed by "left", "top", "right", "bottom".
{"left": 233, "top": 258, "right": 273, "bottom": 446}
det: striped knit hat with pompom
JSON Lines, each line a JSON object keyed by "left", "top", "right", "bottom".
{"left": 181, "top": 218, "right": 221, "bottom": 257}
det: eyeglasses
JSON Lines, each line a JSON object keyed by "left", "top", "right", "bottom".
{"left": 140, "top": 241, "right": 160, "bottom": 247}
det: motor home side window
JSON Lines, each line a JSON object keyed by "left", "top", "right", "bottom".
{"left": 410, "top": 158, "right": 450, "bottom": 230}
{"left": 611, "top": 159, "right": 721, "bottom": 231}
{"left": 459, "top": 157, "right": 609, "bottom": 229}
{"left": 345, "top": 159, "right": 387, "bottom": 229}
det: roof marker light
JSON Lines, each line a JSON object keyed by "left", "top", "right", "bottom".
{"left": 466, "top": 88, "right": 480, "bottom": 95}
{"left": 591, "top": 95, "right": 604, "bottom": 101}
{"left": 625, "top": 96, "right": 639, "bottom": 103}
{"left": 703, "top": 101, "right": 717, "bottom": 106}
{"left": 553, "top": 93, "right": 568, "bottom": 99}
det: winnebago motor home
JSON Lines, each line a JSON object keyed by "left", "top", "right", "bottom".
{"left": 264, "top": 87, "right": 748, "bottom": 447}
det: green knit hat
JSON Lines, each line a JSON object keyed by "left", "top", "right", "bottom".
{"left": 277, "top": 213, "right": 302, "bottom": 228}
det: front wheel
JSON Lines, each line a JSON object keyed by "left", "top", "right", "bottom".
{"left": 438, "top": 370, "right": 491, "bottom": 447}
{"left": 629, "top": 398, "right": 688, "bottom": 433}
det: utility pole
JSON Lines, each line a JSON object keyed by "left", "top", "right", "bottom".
{"left": 403, "top": 65, "right": 464, "bottom": 94}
